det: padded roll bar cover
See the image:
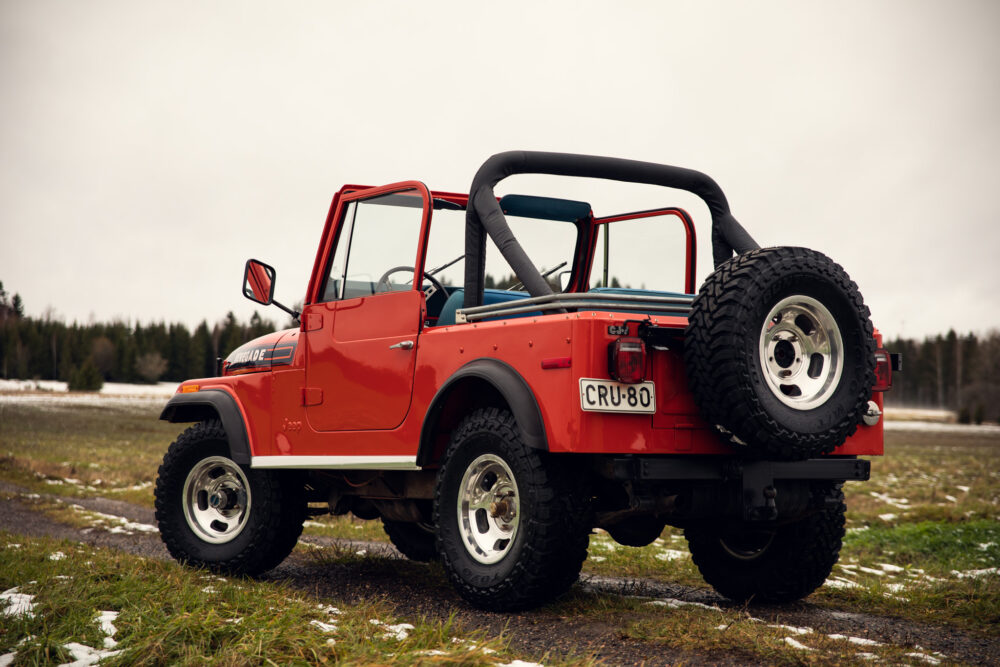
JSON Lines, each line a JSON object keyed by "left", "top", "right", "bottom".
{"left": 463, "top": 150, "right": 759, "bottom": 308}
{"left": 417, "top": 358, "right": 547, "bottom": 466}
{"left": 159, "top": 389, "right": 252, "bottom": 465}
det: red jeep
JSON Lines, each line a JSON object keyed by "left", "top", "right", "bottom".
{"left": 155, "top": 151, "right": 895, "bottom": 611}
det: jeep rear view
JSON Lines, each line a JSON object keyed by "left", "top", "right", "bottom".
{"left": 154, "top": 151, "right": 896, "bottom": 611}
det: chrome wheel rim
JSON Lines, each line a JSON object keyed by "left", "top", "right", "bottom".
{"left": 457, "top": 454, "right": 520, "bottom": 564}
{"left": 182, "top": 456, "right": 251, "bottom": 544}
{"left": 759, "top": 295, "right": 844, "bottom": 410}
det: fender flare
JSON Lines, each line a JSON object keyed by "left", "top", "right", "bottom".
{"left": 417, "top": 358, "right": 547, "bottom": 467}
{"left": 159, "top": 389, "right": 252, "bottom": 465}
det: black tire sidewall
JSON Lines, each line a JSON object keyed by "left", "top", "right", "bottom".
{"left": 155, "top": 423, "right": 294, "bottom": 571}
{"left": 436, "top": 429, "right": 533, "bottom": 591}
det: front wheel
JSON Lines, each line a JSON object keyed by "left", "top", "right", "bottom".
{"left": 154, "top": 420, "right": 306, "bottom": 575}
{"left": 434, "top": 408, "right": 590, "bottom": 611}
{"left": 684, "top": 488, "right": 846, "bottom": 603}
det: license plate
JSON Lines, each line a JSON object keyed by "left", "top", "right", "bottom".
{"left": 579, "top": 378, "right": 656, "bottom": 414}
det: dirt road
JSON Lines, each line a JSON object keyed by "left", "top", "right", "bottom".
{"left": 1, "top": 483, "right": 996, "bottom": 666}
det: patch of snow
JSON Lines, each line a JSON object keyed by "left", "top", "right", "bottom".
{"left": 858, "top": 566, "right": 886, "bottom": 576}
{"left": 201, "top": 586, "right": 216, "bottom": 594}
{"left": 49, "top": 551, "right": 66, "bottom": 561}
{"left": 884, "top": 421, "right": 1000, "bottom": 435}
{"left": 310, "top": 619, "right": 338, "bottom": 633}
{"left": 73, "top": 507, "right": 158, "bottom": 535}
{"left": 951, "top": 567, "right": 999, "bottom": 579}
{"left": 499, "top": 661, "right": 545, "bottom": 667}
{"left": 768, "top": 624, "right": 812, "bottom": 635}
{"left": 97, "top": 611, "right": 119, "bottom": 649}
{"left": 979, "top": 542, "right": 997, "bottom": 550}
{"left": 783, "top": 637, "right": 814, "bottom": 651}
{"left": 846, "top": 526, "right": 870, "bottom": 534}
{"left": 654, "top": 549, "right": 689, "bottom": 561}
{"left": 956, "top": 485, "right": 971, "bottom": 493}
{"left": 417, "top": 649, "right": 448, "bottom": 657}
{"left": 824, "top": 577, "right": 862, "bottom": 590}
{"left": 1, "top": 587, "right": 36, "bottom": 618}
{"left": 944, "top": 495, "right": 958, "bottom": 503}
{"left": 827, "top": 634, "right": 883, "bottom": 646}
{"left": 878, "top": 563, "right": 904, "bottom": 573}
{"left": 856, "top": 652, "right": 879, "bottom": 661}
{"left": 869, "top": 492, "right": 910, "bottom": 509}
{"left": 381, "top": 622, "right": 414, "bottom": 641}
{"left": 905, "top": 652, "right": 941, "bottom": 665}
{"left": 590, "top": 556, "right": 606, "bottom": 562}
{"left": 877, "top": 513, "right": 897, "bottom": 522}
{"left": 0, "top": 652, "right": 16, "bottom": 667}
{"left": 646, "top": 598, "right": 719, "bottom": 611}
{"left": 57, "top": 641, "right": 121, "bottom": 667}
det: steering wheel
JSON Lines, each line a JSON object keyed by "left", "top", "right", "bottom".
{"left": 375, "top": 266, "right": 446, "bottom": 299}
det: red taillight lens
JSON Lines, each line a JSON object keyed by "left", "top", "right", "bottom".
{"left": 609, "top": 337, "right": 646, "bottom": 384}
{"left": 873, "top": 348, "right": 892, "bottom": 391}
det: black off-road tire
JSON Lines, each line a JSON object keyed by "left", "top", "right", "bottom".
{"left": 684, "top": 246, "right": 875, "bottom": 460}
{"left": 684, "top": 488, "right": 846, "bottom": 604}
{"left": 434, "top": 408, "right": 590, "bottom": 611}
{"left": 607, "top": 516, "right": 667, "bottom": 548}
{"left": 154, "top": 420, "right": 306, "bottom": 575}
{"left": 382, "top": 520, "right": 437, "bottom": 562}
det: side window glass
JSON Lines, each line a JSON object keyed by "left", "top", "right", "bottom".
{"left": 322, "top": 191, "right": 424, "bottom": 301}
{"left": 591, "top": 215, "right": 689, "bottom": 293}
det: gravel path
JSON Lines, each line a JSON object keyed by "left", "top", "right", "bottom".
{"left": 1, "top": 483, "right": 996, "bottom": 666}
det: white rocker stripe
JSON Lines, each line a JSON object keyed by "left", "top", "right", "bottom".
{"left": 250, "top": 455, "right": 420, "bottom": 470}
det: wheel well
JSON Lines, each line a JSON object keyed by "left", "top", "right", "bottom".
{"left": 159, "top": 389, "right": 252, "bottom": 465}
{"left": 417, "top": 377, "right": 507, "bottom": 467}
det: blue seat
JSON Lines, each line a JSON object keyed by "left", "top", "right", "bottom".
{"left": 435, "top": 288, "right": 535, "bottom": 326}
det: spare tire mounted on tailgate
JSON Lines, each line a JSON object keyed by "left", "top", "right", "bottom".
{"left": 684, "top": 246, "right": 876, "bottom": 460}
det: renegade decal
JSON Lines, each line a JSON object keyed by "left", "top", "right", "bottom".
{"left": 225, "top": 341, "right": 298, "bottom": 373}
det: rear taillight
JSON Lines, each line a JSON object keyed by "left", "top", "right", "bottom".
{"left": 608, "top": 337, "right": 646, "bottom": 383}
{"left": 873, "top": 348, "right": 892, "bottom": 391}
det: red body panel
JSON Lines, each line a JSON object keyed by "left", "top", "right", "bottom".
{"left": 186, "top": 309, "right": 883, "bottom": 461}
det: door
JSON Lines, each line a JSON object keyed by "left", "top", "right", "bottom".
{"left": 303, "top": 184, "right": 431, "bottom": 431}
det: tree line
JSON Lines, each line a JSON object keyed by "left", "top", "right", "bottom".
{"left": 0, "top": 280, "right": 276, "bottom": 389}
{"left": 884, "top": 330, "right": 1000, "bottom": 423}
{"left": 3, "top": 278, "right": 998, "bottom": 421}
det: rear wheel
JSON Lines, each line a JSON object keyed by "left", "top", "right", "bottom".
{"left": 434, "top": 408, "right": 590, "bottom": 611}
{"left": 685, "top": 488, "right": 846, "bottom": 603}
{"left": 154, "top": 420, "right": 306, "bottom": 575}
{"left": 684, "top": 246, "right": 875, "bottom": 460}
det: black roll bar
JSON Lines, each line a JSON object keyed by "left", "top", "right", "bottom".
{"left": 462, "top": 151, "right": 759, "bottom": 308}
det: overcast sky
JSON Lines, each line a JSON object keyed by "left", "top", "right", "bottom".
{"left": 2, "top": 0, "right": 998, "bottom": 340}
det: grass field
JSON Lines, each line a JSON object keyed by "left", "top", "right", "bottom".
{"left": 2, "top": 397, "right": 998, "bottom": 664}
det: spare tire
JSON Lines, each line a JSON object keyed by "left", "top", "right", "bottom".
{"left": 684, "top": 247, "right": 875, "bottom": 460}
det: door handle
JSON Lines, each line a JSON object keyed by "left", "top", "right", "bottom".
{"left": 389, "top": 340, "right": 414, "bottom": 350}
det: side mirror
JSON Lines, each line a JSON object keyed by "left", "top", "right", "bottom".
{"left": 243, "top": 259, "right": 276, "bottom": 305}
